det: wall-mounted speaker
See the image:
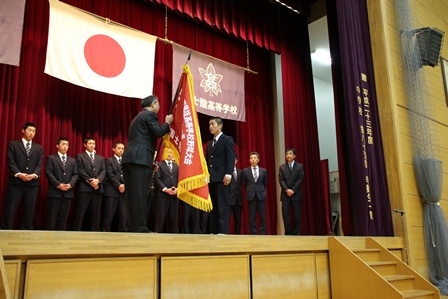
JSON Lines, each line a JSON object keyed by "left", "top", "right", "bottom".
{"left": 414, "top": 27, "right": 444, "bottom": 67}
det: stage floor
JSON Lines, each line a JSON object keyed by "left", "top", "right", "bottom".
{"left": 0, "top": 230, "right": 404, "bottom": 259}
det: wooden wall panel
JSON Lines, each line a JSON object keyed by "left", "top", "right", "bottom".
{"left": 315, "top": 253, "right": 331, "bottom": 299}
{"left": 3, "top": 261, "right": 21, "bottom": 299}
{"left": 251, "top": 253, "right": 317, "bottom": 299}
{"left": 401, "top": 163, "right": 419, "bottom": 196}
{"left": 413, "top": 258, "right": 430, "bottom": 280}
{"left": 160, "top": 255, "right": 250, "bottom": 299}
{"left": 24, "top": 257, "right": 157, "bottom": 299}
{"left": 409, "top": 226, "right": 427, "bottom": 261}
{"left": 407, "top": 194, "right": 424, "bottom": 227}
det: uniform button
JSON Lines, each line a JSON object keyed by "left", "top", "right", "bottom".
{"left": 26, "top": 167, "right": 29, "bottom": 170}
{"left": 93, "top": 168, "right": 96, "bottom": 171}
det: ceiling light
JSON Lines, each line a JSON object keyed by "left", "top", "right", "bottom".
{"left": 311, "top": 49, "right": 332, "bottom": 65}
{"left": 274, "top": 0, "right": 300, "bottom": 14}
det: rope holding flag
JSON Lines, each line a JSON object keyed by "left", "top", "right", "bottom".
{"left": 162, "top": 64, "right": 212, "bottom": 212}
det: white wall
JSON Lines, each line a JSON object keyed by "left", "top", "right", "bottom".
{"left": 313, "top": 77, "right": 338, "bottom": 172}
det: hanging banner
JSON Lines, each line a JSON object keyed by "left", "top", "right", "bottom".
{"left": 0, "top": 0, "right": 26, "bottom": 66}
{"left": 173, "top": 44, "right": 246, "bottom": 122}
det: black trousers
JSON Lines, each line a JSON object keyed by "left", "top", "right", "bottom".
{"left": 209, "top": 181, "right": 231, "bottom": 234}
{"left": 1, "top": 184, "right": 39, "bottom": 230}
{"left": 47, "top": 196, "right": 71, "bottom": 230}
{"left": 181, "top": 201, "right": 200, "bottom": 234}
{"left": 102, "top": 194, "right": 128, "bottom": 232}
{"left": 282, "top": 198, "right": 302, "bottom": 235}
{"left": 231, "top": 203, "right": 242, "bottom": 234}
{"left": 73, "top": 191, "right": 102, "bottom": 231}
{"left": 123, "top": 163, "right": 152, "bottom": 232}
{"left": 248, "top": 195, "right": 266, "bottom": 235}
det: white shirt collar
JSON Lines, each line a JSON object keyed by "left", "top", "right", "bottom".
{"left": 22, "top": 138, "right": 32, "bottom": 146}
{"left": 214, "top": 132, "right": 223, "bottom": 141}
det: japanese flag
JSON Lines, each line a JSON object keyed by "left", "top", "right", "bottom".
{"left": 45, "top": 0, "right": 157, "bottom": 98}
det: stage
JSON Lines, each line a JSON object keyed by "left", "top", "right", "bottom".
{"left": 0, "top": 230, "right": 405, "bottom": 298}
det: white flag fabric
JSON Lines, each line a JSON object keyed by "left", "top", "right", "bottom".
{"left": 0, "top": 0, "right": 26, "bottom": 66}
{"left": 173, "top": 44, "right": 246, "bottom": 122}
{"left": 45, "top": 0, "right": 157, "bottom": 98}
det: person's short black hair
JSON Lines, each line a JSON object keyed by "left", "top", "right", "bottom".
{"left": 22, "top": 122, "right": 36, "bottom": 130}
{"left": 285, "top": 148, "right": 296, "bottom": 155}
{"left": 210, "top": 117, "right": 223, "bottom": 126}
{"left": 141, "top": 95, "right": 158, "bottom": 108}
{"left": 249, "top": 151, "right": 260, "bottom": 159}
{"left": 57, "top": 137, "right": 69, "bottom": 145}
{"left": 113, "top": 141, "right": 124, "bottom": 148}
{"left": 83, "top": 137, "right": 95, "bottom": 144}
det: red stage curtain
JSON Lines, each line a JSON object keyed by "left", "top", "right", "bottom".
{"left": 145, "top": 0, "right": 281, "bottom": 52}
{"left": 278, "top": 10, "right": 330, "bottom": 235}
{"left": 0, "top": 0, "right": 328, "bottom": 235}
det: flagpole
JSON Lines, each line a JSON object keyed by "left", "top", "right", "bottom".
{"left": 168, "top": 51, "right": 191, "bottom": 114}
{"left": 155, "top": 52, "right": 191, "bottom": 162}
{"left": 50, "top": 1, "right": 257, "bottom": 75}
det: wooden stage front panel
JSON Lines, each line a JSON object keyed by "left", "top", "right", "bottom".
{"left": 0, "top": 230, "right": 404, "bottom": 298}
{"left": 23, "top": 257, "right": 156, "bottom": 299}
{"left": 161, "top": 255, "right": 250, "bottom": 299}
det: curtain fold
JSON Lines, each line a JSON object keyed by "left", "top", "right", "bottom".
{"left": 414, "top": 157, "right": 448, "bottom": 294}
{"left": 279, "top": 9, "right": 329, "bottom": 235}
{"left": 327, "top": 0, "right": 393, "bottom": 236}
{"left": 144, "top": 0, "right": 281, "bottom": 52}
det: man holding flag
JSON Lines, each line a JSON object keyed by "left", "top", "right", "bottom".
{"left": 122, "top": 95, "right": 173, "bottom": 233}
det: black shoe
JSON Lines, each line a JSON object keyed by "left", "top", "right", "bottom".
{"left": 134, "top": 226, "right": 151, "bottom": 233}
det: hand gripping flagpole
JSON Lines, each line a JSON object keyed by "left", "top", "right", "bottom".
{"left": 155, "top": 50, "right": 191, "bottom": 162}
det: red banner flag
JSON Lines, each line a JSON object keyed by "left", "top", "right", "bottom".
{"left": 163, "top": 64, "right": 212, "bottom": 212}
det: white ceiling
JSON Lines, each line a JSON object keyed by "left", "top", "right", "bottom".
{"left": 308, "top": 16, "right": 333, "bottom": 84}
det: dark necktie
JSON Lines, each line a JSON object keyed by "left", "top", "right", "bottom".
{"left": 62, "top": 155, "right": 66, "bottom": 169}
{"left": 233, "top": 169, "right": 237, "bottom": 180}
{"left": 289, "top": 163, "right": 293, "bottom": 170}
{"left": 89, "top": 153, "right": 94, "bottom": 164}
{"left": 168, "top": 161, "right": 172, "bottom": 172}
{"left": 212, "top": 138, "right": 217, "bottom": 147}
{"left": 25, "top": 142, "right": 30, "bottom": 156}
{"left": 253, "top": 167, "right": 258, "bottom": 182}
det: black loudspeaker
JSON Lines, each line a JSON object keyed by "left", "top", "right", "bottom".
{"left": 414, "top": 27, "right": 444, "bottom": 67}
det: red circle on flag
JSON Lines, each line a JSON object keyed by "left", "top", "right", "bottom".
{"left": 84, "top": 35, "right": 126, "bottom": 78}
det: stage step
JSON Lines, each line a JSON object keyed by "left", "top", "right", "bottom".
{"left": 329, "top": 237, "right": 440, "bottom": 299}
